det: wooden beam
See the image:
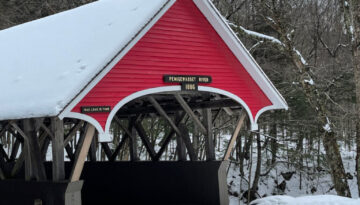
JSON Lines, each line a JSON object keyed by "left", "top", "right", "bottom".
{"left": 114, "top": 116, "right": 132, "bottom": 137}
{"left": 128, "top": 118, "right": 139, "bottom": 161}
{"left": 64, "top": 121, "right": 83, "bottom": 146}
{"left": 0, "top": 144, "right": 9, "bottom": 162}
{"left": 101, "top": 142, "right": 113, "bottom": 160}
{"left": 65, "top": 144, "right": 75, "bottom": 161}
{"left": 174, "top": 94, "right": 207, "bottom": 134}
{"left": 224, "top": 111, "right": 247, "bottom": 160}
{"left": 134, "top": 122, "right": 156, "bottom": 160}
{"left": 176, "top": 123, "right": 187, "bottom": 161}
{"left": 9, "top": 138, "right": 21, "bottom": 161}
{"left": 23, "top": 119, "right": 47, "bottom": 181}
{"left": 0, "top": 123, "right": 10, "bottom": 138}
{"left": 51, "top": 118, "right": 65, "bottom": 181}
{"left": 148, "top": 96, "right": 196, "bottom": 161}
{"left": 109, "top": 135, "right": 128, "bottom": 161}
{"left": 154, "top": 112, "right": 187, "bottom": 161}
{"left": 203, "top": 109, "right": 215, "bottom": 161}
{"left": 70, "top": 125, "right": 95, "bottom": 182}
{"left": 118, "top": 98, "right": 240, "bottom": 117}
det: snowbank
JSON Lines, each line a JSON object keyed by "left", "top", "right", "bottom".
{"left": 250, "top": 195, "right": 360, "bottom": 205}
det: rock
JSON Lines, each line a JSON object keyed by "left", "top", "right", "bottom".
{"left": 281, "top": 171, "right": 295, "bottom": 181}
{"left": 276, "top": 180, "right": 286, "bottom": 192}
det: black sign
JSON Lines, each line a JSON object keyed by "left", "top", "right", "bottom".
{"left": 164, "top": 75, "right": 212, "bottom": 91}
{"left": 81, "top": 106, "right": 111, "bottom": 113}
{"left": 164, "top": 75, "right": 212, "bottom": 83}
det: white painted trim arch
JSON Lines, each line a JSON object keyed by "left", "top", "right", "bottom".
{"left": 104, "top": 86, "right": 259, "bottom": 138}
{"left": 61, "top": 112, "right": 112, "bottom": 142}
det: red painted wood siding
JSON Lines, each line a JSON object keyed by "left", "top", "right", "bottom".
{"left": 72, "top": 0, "right": 272, "bottom": 129}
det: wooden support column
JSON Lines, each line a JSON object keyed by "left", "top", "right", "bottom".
{"left": 51, "top": 118, "right": 65, "bottom": 181}
{"left": 203, "top": 109, "right": 215, "bottom": 161}
{"left": 129, "top": 122, "right": 139, "bottom": 161}
{"left": 176, "top": 123, "right": 187, "bottom": 161}
{"left": 21, "top": 119, "right": 47, "bottom": 181}
{"left": 148, "top": 96, "right": 196, "bottom": 161}
{"left": 70, "top": 124, "right": 95, "bottom": 182}
{"left": 224, "top": 111, "right": 247, "bottom": 160}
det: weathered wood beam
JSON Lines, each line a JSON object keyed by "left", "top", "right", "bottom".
{"left": 176, "top": 123, "right": 187, "bottom": 161}
{"left": 118, "top": 98, "right": 240, "bottom": 117}
{"left": 65, "top": 144, "right": 75, "bottom": 161}
{"left": 0, "top": 144, "right": 9, "bottom": 162}
{"left": 70, "top": 124, "right": 95, "bottom": 182}
{"left": 23, "top": 119, "right": 47, "bottom": 181}
{"left": 174, "top": 94, "right": 207, "bottom": 134}
{"left": 51, "top": 118, "right": 65, "bottom": 181}
{"left": 148, "top": 96, "right": 196, "bottom": 161}
{"left": 134, "top": 122, "right": 156, "bottom": 160}
{"left": 0, "top": 123, "right": 10, "bottom": 138}
{"left": 64, "top": 121, "right": 83, "bottom": 146}
{"left": 10, "top": 138, "right": 21, "bottom": 161}
{"left": 109, "top": 135, "right": 128, "bottom": 161}
{"left": 114, "top": 116, "right": 132, "bottom": 137}
{"left": 154, "top": 112, "right": 187, "bottom": 161}
{"left": 203, "top": 109, "right": 215, "bottom": 161}
{"left": 101, "top": 142, "right": 113, "bottom": 160}
{"left": 128, "top": 118, "right": 139, "bottom": 161}
{"left": 224, "top": 111, "right": 247, "bottom": 160}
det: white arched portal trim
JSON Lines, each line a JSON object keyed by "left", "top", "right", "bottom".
{"left": 104, "top": 86, "right": 261, "bottom": 138}
{"left": 62, "top": 112, "right": 112, "bottom": 142}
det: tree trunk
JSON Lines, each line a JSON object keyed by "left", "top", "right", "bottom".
{"left": 323, "top": 131, "right": 351, "bottom": 197}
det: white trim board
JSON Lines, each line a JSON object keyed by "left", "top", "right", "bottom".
{"left": 103, "top": 86, "right": 257, "bottom": 138}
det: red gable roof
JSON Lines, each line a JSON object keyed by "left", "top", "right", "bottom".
{"left": 59, "top": 0, "right": 287, "bottom": 140}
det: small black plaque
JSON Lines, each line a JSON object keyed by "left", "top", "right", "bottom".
{"left": 163, "top": 75, "right": 212, "bottom": 83}
{"left": 81, "top": 106, "right": 111, "bottom": 114}
{"left": 163, "top": 75, "right": 212, "bottom": 91}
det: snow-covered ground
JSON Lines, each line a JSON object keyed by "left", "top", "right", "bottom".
{"left": 250, "top": 195, "right": 360, "bottom": 205}
{"left": 227, "top": 134, "right": 360, "bottom": 204}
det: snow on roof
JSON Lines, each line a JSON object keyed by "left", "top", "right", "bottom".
{"left": 0, "top": 0, "right": 168, "bottom": 121}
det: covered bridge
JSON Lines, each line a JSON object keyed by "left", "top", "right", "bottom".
{"left": 0, "top": 0, "right": 287, "bottom": 204}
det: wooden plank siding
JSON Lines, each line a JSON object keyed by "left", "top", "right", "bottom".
{"left": 71, "top": 0, "right": 272, "bottom": 129}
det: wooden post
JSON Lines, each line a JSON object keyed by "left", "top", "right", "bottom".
{"left": 70, "top": 124, "right": 95, "bottom": 182}
{"left": 203, "top": 109, "right": 215, "bottom": 161}
{"left": 51, "top": 118, "right": 65, "bottom": 181}
{"left": 129, "top": 124, "right": 139, "bottom": 161}
{"left": 224, "top": 112, "right": 247, "bottom": 160}
{"left": 176, "top": 123, "right": 188, "bottom": 161}
{"left": 22, "top": 120, "right": 46, "bottom": 181}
